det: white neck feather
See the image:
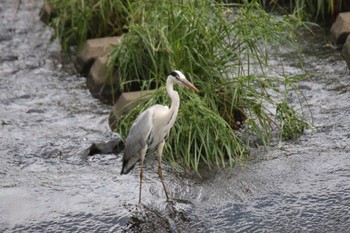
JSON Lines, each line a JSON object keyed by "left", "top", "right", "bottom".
{"left": 166, "top": 76, "right": 180, "bottom": 128}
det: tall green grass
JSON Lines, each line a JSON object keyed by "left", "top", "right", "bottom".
{"left": 46, "top": 0, "right": 128, "bottom": 51}
{"left": 294, "top": 0, "right": 344, "bottom": 18}
{"left": 110, "top": 0, "right": 310, "bottom": 172}
{"left": 255, "top": 0, "right": 346, "bottom": 19}
{"left": 44, "top": 0, "right": 348, "bottom": 53}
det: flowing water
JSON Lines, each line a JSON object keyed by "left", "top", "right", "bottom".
{"left": 1, "top": 1, "right": 350, "bottom": 232}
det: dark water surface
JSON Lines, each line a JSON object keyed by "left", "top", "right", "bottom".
{"left": 1, "top": 1, "right": 350, "bottom": 232}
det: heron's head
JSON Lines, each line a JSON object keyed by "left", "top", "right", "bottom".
{"left": 170, "top": 70, "right": 199, "bottom": 93}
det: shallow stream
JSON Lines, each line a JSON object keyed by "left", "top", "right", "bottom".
{"left": 1, "top": 1, "right": 349, "bottom": 232}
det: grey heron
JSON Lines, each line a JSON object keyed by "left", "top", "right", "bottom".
{"left": 120, "top": 70, "right": 199, "bottom": 203}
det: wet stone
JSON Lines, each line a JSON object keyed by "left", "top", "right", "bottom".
{"left": 39, "top": 0, "right": 55, "bottom": 24}
{"left": 1, "top": 120, "right": 10, "bottom": 125}
{"left": 88, "top": 56, "right": 108, "bottom": 86}
{"left": 297, "top": 84, "right": 312, "bottom": 90}
{"left": 88, "top": 134, "right": 123, "bottom": 156}
{"left": 76, "top": 37, "right": 120, "bottom": 76}
{"left": 86, "top": 56, "right": 121, "bottom": 104}
{"left": 26, "top": 109, "right": 45, "bottom": 114}
{"left": 37, "top": 147, "right": 63, "bottom": 159}
{"left": 109, "top": 90, "right": 155, "bottom": 129}
{"left": 0, "top": 54, "right": 18, "bottom": 63}
{"left": 341, "top": 35, "right": 350, "bottom": 69}
{"left": 18, "top": 94, "right": 31, "bottom": 99}
{"left": 330, "top": 12, "right": 350, "bottom": 47}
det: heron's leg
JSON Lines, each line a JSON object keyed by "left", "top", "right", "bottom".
{"left": 139, "top": 145, "right": 147, "bottom": 204}
{"left": 157, "top": 141, "right": 169, "bottom": 201}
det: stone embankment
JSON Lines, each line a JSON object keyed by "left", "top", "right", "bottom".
{"left": 40, "top": 3, "right": 348, "bottom": 130}
{"left": 40, "top": 2, "right": 154, "bottom": 130}
{"left": 330, "top": 12, "right": 350, "bottom": 68}
{"left": 78, "top": 37, "right": 154, "bottom": 128}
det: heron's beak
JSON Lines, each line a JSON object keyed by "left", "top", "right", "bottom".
{"left": 181, "top": 79, "right": 199, "bottom": 93}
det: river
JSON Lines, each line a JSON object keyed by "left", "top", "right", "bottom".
{"left": 1, "top": 1, "right": 349, "bottom": 232}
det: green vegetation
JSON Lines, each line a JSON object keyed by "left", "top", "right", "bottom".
{"left": 110, "top": 0, "right": 310, "bottom": 172}
{"left": 44, "top": 0, "right": 348, "bottom": 52}
{"left": 46, "top": 0, "right": 128, "bottom": 51}
{"left": 276, "top": 100, "right": 309, "bottom": 141}
{"left": 254, "top": 0, "right": 346, "bottom": 20}
{"left": 290, "top": 0, "right": 345, "bottom": 19}
{"left": 45, "top": 0, "right": 312, "bottom": 172}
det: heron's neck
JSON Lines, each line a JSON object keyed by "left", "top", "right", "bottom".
{"left": 166, "top": 77, "right": 180, "bottom": 126}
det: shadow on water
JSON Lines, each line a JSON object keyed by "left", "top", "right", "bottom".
{"left": 1, "top": 1, "right": 350, "bottom": 232}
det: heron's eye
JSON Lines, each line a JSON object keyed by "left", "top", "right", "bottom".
{"left": 170, "top": 71, "right": 180, "bottom": 80}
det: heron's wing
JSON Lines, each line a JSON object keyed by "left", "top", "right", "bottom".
{"left": 123, "top": 109, "right": 153, "bottom": 157}
{"left": 121, "top": 105, "right": 170, "bottom": 174}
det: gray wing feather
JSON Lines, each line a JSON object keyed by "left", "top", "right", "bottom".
{"left": 120, "top": 105, "right": 170, "bottom": 175}
{"left": 120, "top": 108, "right": 154, "bottom": 174}
{"left": 124, "top": 109, "right": 153, "bottom": 160}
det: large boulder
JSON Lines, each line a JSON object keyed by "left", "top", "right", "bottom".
{"left": 39, "top": 1, "right": 55, "bottom": 24}
{"left": 86, "top": 56, "right": 121, "bottom": 104}
{"left": 76, "top": 37, "right": 120, "bottom": 75}
{"left": 109, "top": 90, "right": 155, "bottom": 129}
{"left": 330, "top": 12, "right": 350, "bottom": 47}
{"left": 341, "top": 35, "right": 350, "bottom": 68}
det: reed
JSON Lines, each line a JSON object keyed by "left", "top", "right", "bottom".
{"left": 110, "top": 0, "right": 310, "bottom": 172}
{"left": 46, "top": 0, "right": 128, "bottom": 51}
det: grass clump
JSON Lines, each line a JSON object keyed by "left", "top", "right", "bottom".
{"left": 276, "top": 100, "right": 309, "bottom": 140}
{"left": 111, "top": 0, "right": 310, "bottom": 172}
{"left": 118, "top": 88, "right": 245, "bottom": 170}
{"left": 290, "top": 0, "right": 346, "bottom": 19}
{"left": 46, "top": 0, "right": 128, "bottom": 51}
{"left": 251, "top": 0, "right": 348, "bottom": 20}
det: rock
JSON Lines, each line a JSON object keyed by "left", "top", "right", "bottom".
{"left": 39, "top": 1, "right": 55, "bottom": 24}
{"left": 88, "top": 56, "right": 109, "bottom": 86}
{"left": 88, "top": 133, "right": 123, "bottom": 156}
{"left": 76, "top": 36, "right": 120, "bottom": 75}
{"left": 341, "top": 35, "right": 350, "bottom": 68}
{"left": 86, "top": 56, "right": 121, "bottom": 104}
{"left": 0, "top": 54, "right": 18, "bottom": 63}
{"left": 74, "top": 133, "right": 123, "bottom": 159}
{"left": 26, "top": 109, "right": 45, "bottom": 114}
{"left": 109, "top": 90, "right": 155, "bottom": 129}
{"left": 330, "top": 12, "right": 350, "bottom": 47}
